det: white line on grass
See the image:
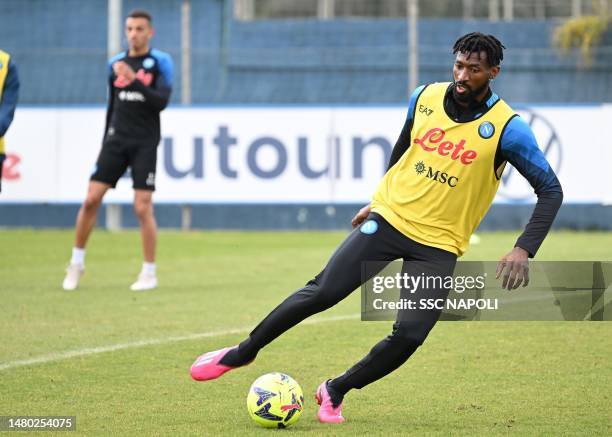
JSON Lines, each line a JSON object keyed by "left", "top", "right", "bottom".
{"left": 0, "top": 314, "right": 360, "bottom": 372}
{"left": 1, "top": 292, "right": 580, "bottom": 372}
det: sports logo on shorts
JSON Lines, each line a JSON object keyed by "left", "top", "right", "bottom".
{"left": 143, "top": 57, "right": 155, "bottom": 69}
{"left": 146, "top": 172, "right": 156, "bottom": 186}
{"left": 478, "top": 121, "right": 495, "bottom": 139}
{"left": 360, "top": 220, "right": 378, "bottom": 235}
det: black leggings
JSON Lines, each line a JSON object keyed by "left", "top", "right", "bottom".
{"left": 223, "top": 213, "right": 457, "bottom": 394}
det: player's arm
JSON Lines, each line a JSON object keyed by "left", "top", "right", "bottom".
{"left": 0, "top": 60, "right": 20, "bottom": 137}
{"left": 495, "top": 115, "right": 563, "bottom": 289}
{"left": 352, "top": 85, "right": 426, "bottom": 228}
{"left": 116, "top": 54, "right": 173, "bottom": 111}
{"left": 129, "top": 72, "right": 171, "bottom": 111}
{"left": 103, "top": 64, "right": 115, "bottom": 140}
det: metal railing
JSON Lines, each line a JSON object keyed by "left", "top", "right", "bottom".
{"left": 234, "top": 0, "right": 610, "bottom": 20}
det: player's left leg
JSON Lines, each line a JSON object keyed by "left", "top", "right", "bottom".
{"left": 130, "top": 189, "right": 157, "bottom": 290}
{"left": 322, "top": 244, "right": 457, "bottom": 420}
{"left": 130, "top": 144, "right": 158, "bottom": 291}
{"left": 190, "top": 213, "right": 406, "bottom": 382}
{"left": 63, "top": 139, "right": 126, "bottom": 290}
{"left": 134, "top": 190, "right": 157, "bottom": 261}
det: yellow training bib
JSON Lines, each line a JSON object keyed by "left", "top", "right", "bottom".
{"left": 371, "top": 82, "right": 515, "bottom": 256}
{"left": 0, "top": 49, "right": 11, "bottom": 154}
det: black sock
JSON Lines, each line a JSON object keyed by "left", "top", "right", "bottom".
{"left": 218, "top": 348, "right": 243, "bottom": 367}
{"left": 326, "top": 380, "right": 346, "bottom": 408}
{"left": 219, "top": 338, "right": 258, "bottom": 367}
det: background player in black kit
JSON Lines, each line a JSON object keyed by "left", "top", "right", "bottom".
{"left": 62, "top": 10, "right": 173, "bottom": 291}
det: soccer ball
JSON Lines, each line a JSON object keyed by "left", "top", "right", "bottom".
{"left": 246, "top": 372, "right": 304, "bottom": 428}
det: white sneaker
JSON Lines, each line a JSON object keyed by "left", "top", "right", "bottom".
{"left": 62, "top": 264, "right": 84, "bottom": 290}
{"left": 130, "top": 272, "right": 158, "bottom": 291}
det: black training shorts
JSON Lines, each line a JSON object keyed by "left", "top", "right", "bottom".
{"left": 90, "top": 137, "right": 157, "bottom": 191}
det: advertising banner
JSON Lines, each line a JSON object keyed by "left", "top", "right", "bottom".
{"left": 0, "top": 105, "right": 606, "bottom": 204}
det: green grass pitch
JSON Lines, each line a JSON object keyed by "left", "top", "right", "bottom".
{"left": 0, "top": 230, "right": 611, "bottom": 436}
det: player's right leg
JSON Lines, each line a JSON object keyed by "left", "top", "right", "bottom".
{"left": 62, "top": 139, "right": 127, "bottom": 290}
{"left": 62, "top": 181, "right": 110, "bottom": 290}
{"left": 74, "top": 181, "right": 111, "bottom": 248}
{"left": 190, "top": 213, "right": 404, "bottom": 381}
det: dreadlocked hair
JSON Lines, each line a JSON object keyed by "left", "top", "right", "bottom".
{"left": 452, "top": 32, "right": 506, "bottom": 67}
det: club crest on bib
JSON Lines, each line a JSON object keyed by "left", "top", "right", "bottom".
{"left": 478, "top": 121, "right": 495, "bottom": 139}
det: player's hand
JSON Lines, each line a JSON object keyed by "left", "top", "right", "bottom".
{"left": 351, "top": 204, "right": 371, "bottom": 228}
{"left": 496, "top": 247, "right": 530, "bottom": 290}
{"left": 113, "top": 61, "right": 136, "bottom": 83}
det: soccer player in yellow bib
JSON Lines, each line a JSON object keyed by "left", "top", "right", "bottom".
{"left": 0, "top": 49, "right": 20, "bottom": 193}
{"left": 189, "top": 33, "right": 563, "bottom": 423}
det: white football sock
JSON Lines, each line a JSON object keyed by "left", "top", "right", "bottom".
{"left": 71, "top": 247, "right": 85, "bottom": 266}
{"left": 142, "top": 262, "right": 156, "bottom": 276}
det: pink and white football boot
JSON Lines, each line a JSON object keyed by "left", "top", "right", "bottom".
{"left": 190, "top": 346, "right": 249, "bottom": 381}
{"left": 315, "top": 381, "right": 345, "bottom": 423}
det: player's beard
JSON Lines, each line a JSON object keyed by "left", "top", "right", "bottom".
{"left": 452, "top": 80, "right": 490, "bottom": 105}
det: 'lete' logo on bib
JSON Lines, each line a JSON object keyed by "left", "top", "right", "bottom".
{"left": 413, "top": 128, "right": 478, "bottom": 165}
